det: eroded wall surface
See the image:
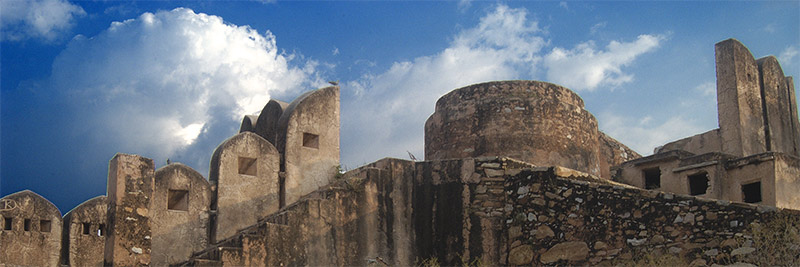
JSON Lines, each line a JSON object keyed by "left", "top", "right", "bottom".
{"left": 104, "top": 153, "right": 155, "bottom": 266}
{"left": 152, "top": 163, "right": 211, "bottom": 265}
{"left": 62, "top": 195, "right": 106, "bottom": 267}
{"left": 0, "top": 190, "right": 62, "bottom": 266}
{"left": 277, "top": 86, "right": 340, "bottom": 206}
{"left": 209, "top": 132, "right": 280, "bottom": 243}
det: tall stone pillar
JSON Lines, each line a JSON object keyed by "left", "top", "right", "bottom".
{"left": 104, "top": 153, "right": 155, "bottom": 266}
{"left": 715, "top": 39, "right": 767, "bottom": 156}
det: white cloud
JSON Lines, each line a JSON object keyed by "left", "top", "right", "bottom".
{"left": 599, "top": 112, "right": 706, "bottom": 155}
{"left": 0, "top": 0, "right": 86, "bottom": 42}
{"left": 341, "top": 5, "right": 546, "bottom": 167}
{"left": 458, "top": 0, "right": 472, "bottom": 12}
{"left": 332, "top": 47, "right": 340, "bottom": 56}
{"left": 543, "top": 34, "right": 664, "bottom": 91}
{"left": 779, "top": 46, "right": 798, "bottom": 66}
{"left": 559, "top": 1, "right": 569, "bottom": 10}
{"left": 40, "top": 8, "right": 321, "bottom": 166}
{"left": 590, "top": 22, "right": 606, "bottom": 35}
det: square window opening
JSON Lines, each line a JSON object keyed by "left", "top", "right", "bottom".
{"left": 238, "top": 157, "right": 257, "bottom": 176}
{"left": 3, "top": 217, "right": 11, "bottom": 230}
{"left": 168, "top": 189, "right": 189, "bottom": 211}
{"left": 82, "top": 222, "right": 90, "bottom": 235}
{"left": 40, "top": 220, "right": 51, "bottom": 232}
{"left": 688, "top": 172, "right": 709, "bottom": 196}
{"left": 303, "top": 132, "right": 319, "bottom": 149}
{"left": 97, "top": 223, "right": 105, "bottom": 236}
{"left": 643, "top": 167, "right": 661, "bottom": 189}
{"left": 23, "top": 219, "right": 31, "bottom": 231}
{"left": 742, "top": 181, "right": 762, "bottom": 203}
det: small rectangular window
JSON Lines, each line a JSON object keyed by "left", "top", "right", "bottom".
{"left": 4, "top": 217, "right": 12, "bottom": 230}
{"left": 303, "top": 132, "right": 319, "bottom": 149}
{"left": 97, "top": 223, "right": 105, "bottom": 236}
{"left": 40, "top": 220, "right": 51, "bottom": 232}
{"left": 168, "top": 189, "right": 189, "bottom": 211}
{"left": 688, "top": 172, "right": 709, "bottom": 196}
{"left": 24, "top": 219, "right": 31, "bottom": 231}
{"left": 742, "top": 181, "right": 762, "bottom": 203}
{"left": 238, "top": 157, "right": 257, "bottom": 176}
{"left": 82, "top": 222, "right": 91, "bottom": 235}
{"left": 643, "top": 167, "right": 661, "bottom": 189}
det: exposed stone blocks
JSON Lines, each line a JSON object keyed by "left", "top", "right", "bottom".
{"left": 0, "top": 190, "right": 63, "bottom": 266}
{"left": 104, "top": 153, "right": 155, "bottom": 266}
{"left": 151, "top": 163, "right": 211, "bottom": 265}
{"left": 62, "top": 195, "right": 107, "bottom": 267}
{"left": 209, "top": 131, "right": 280, "bottom": 243}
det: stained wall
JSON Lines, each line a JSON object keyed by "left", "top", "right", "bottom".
{"left": 62, "top": 195, "right": 106, "bottom": 267}
{"left": 0, "top": 190, "right": 62, "bottom": 266}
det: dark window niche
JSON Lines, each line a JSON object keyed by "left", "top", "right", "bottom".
{"left": 97, "top": 223, "right": 105, "bottom": 236}
{"left": 643, "top": 167, "right": 661, "bottom": 189}
{"left": 688, "top": 172, "right": 709, "bottom": 196}
{"left": 168, "top": 189, "right": 189, "bottom": 211}
{"left": 742, "top": 181, "right": 762, "bottom": 203}
{"left": 303, "top": 132, "right": 319, "bottom": 149}
{"left": 40, "top": 220, "right": 51, "bottom": 232}
{"left": 238, "top": 157, "right": 257, "bottom": 176}
{"left": 3, "top": 217, "right": 11, "bottom": 230}
{"left": 24, "top": 219, "right": 31, "bottom": 231}
{"left": 82, "top": 222, "right": 90, "bottom": 235}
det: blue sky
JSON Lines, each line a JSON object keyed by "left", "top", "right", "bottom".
{"left": 1, "top": 0, "right": 798, "bottom": 213}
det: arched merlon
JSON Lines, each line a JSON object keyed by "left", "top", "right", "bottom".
{"left": 152, "top": 163, "right": 211, "bottom": 265}
{"left": 239, "top": 115, "right": 260, "bottom": 133}
{"left": 255, "top": 99, "right": 289, "bottom": 147}
{"left": 209, "top": 131, "right": 280, "bottom": 243}
{"left": 62, "top": 195, "right": 106, "bottom": 267}
{"left": 0, "top": 190, "right": 63, "bottom": 266}
{"left": 276, "top": 86, "right": 340, "bottom": 207}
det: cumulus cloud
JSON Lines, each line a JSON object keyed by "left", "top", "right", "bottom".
{"left": 543, "top": 34, "right": 664, "bottom": 91}
{"left": 779, "top": 46, "right": 798, "bottom": 66}
{"left": 0, "top": 0, "right": 86, "bottom": 42}
{"left": 38, "top": 8, "right": 321, "bottom": 168}
{"left": 599, "top": 112, "right": 707, "bottom": 155}
{"left": 341, "top": 5, "right": 546, "bottom": 167}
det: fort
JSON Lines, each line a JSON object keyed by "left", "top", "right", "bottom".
{"left": 1, "top": 39, "right": 799, "bottom": 266}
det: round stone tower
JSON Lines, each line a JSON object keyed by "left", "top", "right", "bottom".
{"left": 425, "top": 80, "right": 605, "bottom": 176}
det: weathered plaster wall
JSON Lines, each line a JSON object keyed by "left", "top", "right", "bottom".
{"left": 657, "top": 129, "right": 722, "bottom": 155}
{"left": 152, "top": 163, "right": 211, "bottom": 265}
{"left": 716, "top": 39, "right": 767, "bottom": 157}
{"left": 758, "top": 56, "right": 798, "bottom": 156}
{"left": 0, "top": 190, "right": 62, "bottom": 266}
{"left": 62, "top": 195, "right": 106, "bottom": 267}
{"left": 724, "top": 153, "right": 777, "bottom": 207}
{"left": 277, "top": 86, "right": 340, "bottom": 207}
{"left": 209, "top": 132, "right": 280, "bottom": 243}
{"left": 773, "top": 153, "right": 800, "bottom": 209}
{"left": 424, "top": 81, "right": 605, "bottom": 177}
{"left": 104, "top": 153, "right": 155, "bottom": 266}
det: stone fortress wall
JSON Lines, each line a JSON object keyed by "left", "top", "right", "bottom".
{"left": 1, "top": 39, "right": 799, "bottom": 266}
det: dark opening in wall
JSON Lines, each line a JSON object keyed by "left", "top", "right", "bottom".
{"left": 168, "top": 189, "right": 189, "bottom": 211}
{"left": 688, "top": 172, "right": 709, "bottom": 196}
{"left": 82, "top": 222, "right": 90, "bottom": 235}
{"left": 643, "top": 167, "right": 661, "bottom": 189}
{"left": 40, "top": 220, "right": 51, "bottom": 232}
{"left": 97, "top": 223, "right": 105, "bottom": 236}
{"left": 742, "top": 181, "right": 762, "bottom": 203}
{"left": 303, "top": 132, "right": 319, "bottom": 149}
{"left": 238, "top": 157, "right": 257, "bottom": 176}
{"left": 3, "top": 217, "right": 11, "bottom": 230}
{"left": 24, "top": 219, "right": 31, "bottom": 231}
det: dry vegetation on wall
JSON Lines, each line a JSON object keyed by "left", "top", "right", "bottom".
{"left": 616, "top": 213, "right": 800, "bottom": 266}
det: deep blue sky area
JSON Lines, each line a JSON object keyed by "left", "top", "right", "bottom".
{"left": 1, "top": 0, "right": 798, "bottom": 214}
